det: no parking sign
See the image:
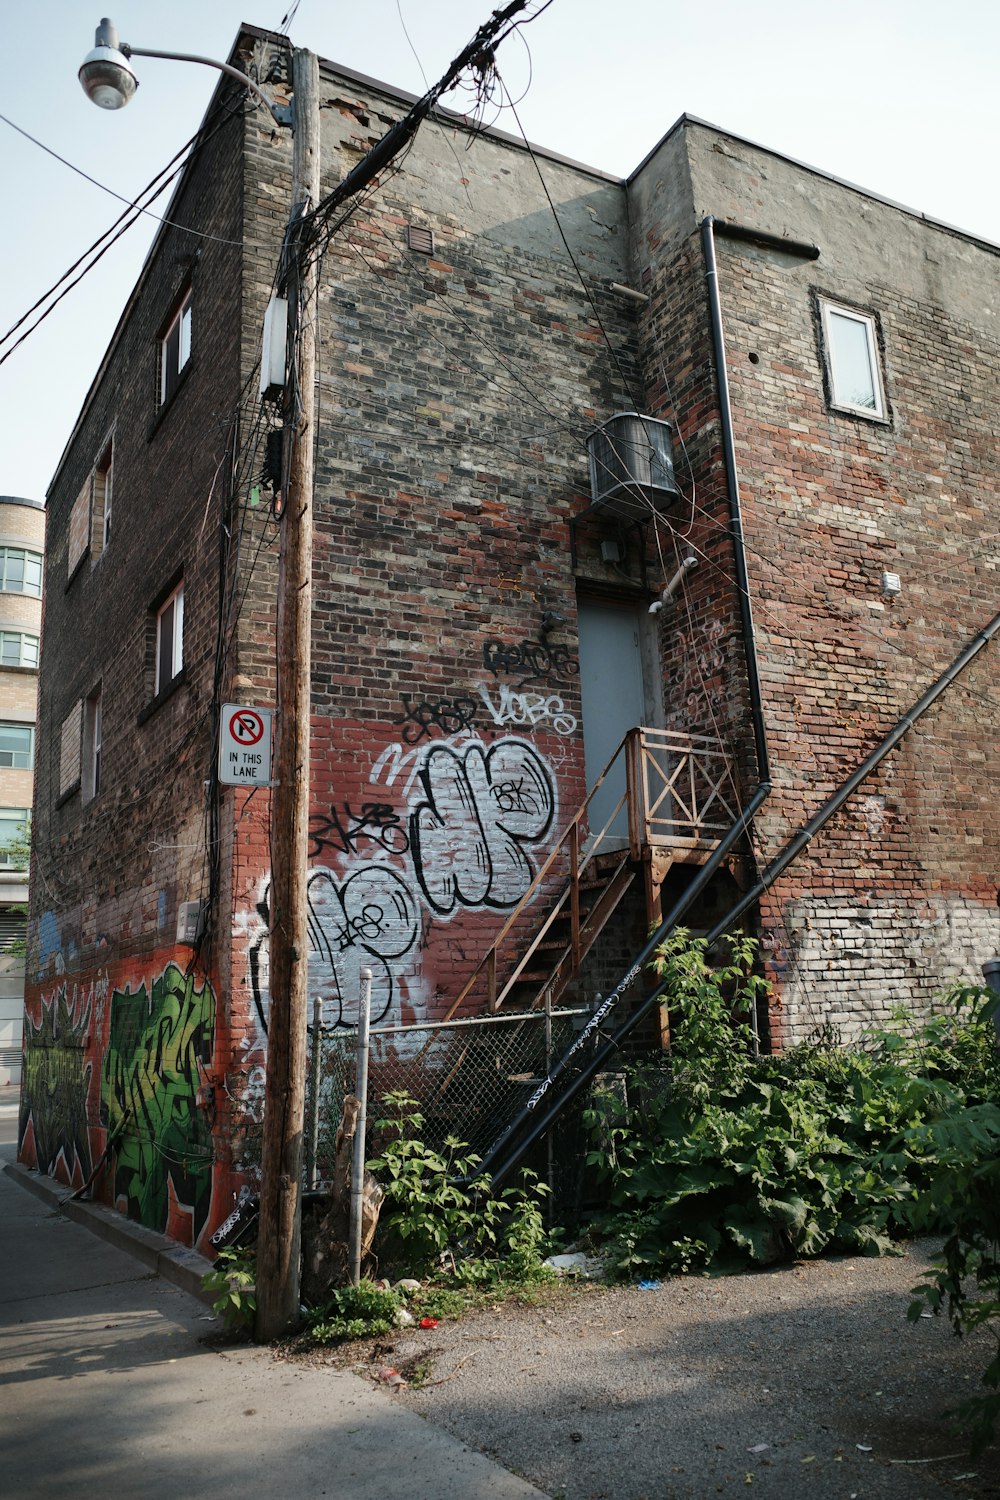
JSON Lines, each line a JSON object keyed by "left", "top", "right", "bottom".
{"left": 219, "top": 704, "right": 273, "bottom": 786}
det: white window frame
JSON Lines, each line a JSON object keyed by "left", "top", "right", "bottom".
{"left": 96, "top": 441, "right": 113, "bottom": 554}
{"left": 0, "top": 722, "right": 34, "bottom": 769}
{"left": 0, "top": 546, "right": 43, "bottom": 597}
{"left": 159, "top": 289, "right": 192, "bottom": 406}
{"left": 0, "top": 808, "right": 29, "bottom": 868}
{"left": 0, "top": 630, "right": 39, "bottom": 668}
{"left": 820, "top": 299, "right": 886, "bottom": 420}
{"left": 83, "top": 689, "right": 102, "bottom": 804}
{"left": 155, "top": 583, "right": 184, "bottom": 695}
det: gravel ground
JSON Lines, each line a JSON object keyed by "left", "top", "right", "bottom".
{"left": 296, "top": 1240, "right": 999, "bottom": 1500}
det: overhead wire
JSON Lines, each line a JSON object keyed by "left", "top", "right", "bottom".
{"left": 0, "top": 88, "right": 266, "bottom": 369}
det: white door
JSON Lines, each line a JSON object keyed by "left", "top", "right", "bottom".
{"left": 577, "top": 599, "right": 647, "bottom": 841}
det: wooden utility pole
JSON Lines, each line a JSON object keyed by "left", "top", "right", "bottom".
{"left": 255, "top": 46, "right": 321, "bottom": 1341}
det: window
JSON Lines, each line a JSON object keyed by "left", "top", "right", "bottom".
{"left": 820, "top": 300, "right": 886, "bottom": 419}
{"left": 95, "top": 442, "right": 113, "bottom": 553}
{"left": 159, "top": 288, "right": 192, "bottom": 406}
{"left": 68, "top": 436, "right": 114, "bottom": 579}
{"left": 0, "top": 631, "right": 39, "bottom": 668}
{"left": 0, "top": 808, "right": 29, "bottom": 868}
{"left": 59, "top": 701, "right": 83, "bottom": 797}
{"left": 0, "top": 547, "right": 42, "bottom": 597}
{"left": 0, "top": 723, "right": 33, "bottom": 769}
{"left": 83, "top": 689, "right": 102, "bottom": 803}
{"left": 155, "top": 583, "right": 184, "bottom": 694}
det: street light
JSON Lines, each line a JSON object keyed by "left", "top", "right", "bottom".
{"left": 80, "top": 17, "right": 288, "bottom": 122}
{"left": 79, "top": 17, "right": 318, "bottom": 1340}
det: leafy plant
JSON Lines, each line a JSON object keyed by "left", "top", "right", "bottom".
{"left": 905, "top": 1072, "right": 1000, "bottom": 1452}
{"left": 368, "top": 1092, "right": 552, "bottom": 1281}
{"left": 583, "top": 932, "right": 999, "bottom": 1280}
{"left": 305, "top": 1280, "right": 401, "bottom": 1344}
{"left": 202, "top": 1248, "right": 256, "bottom": 1333}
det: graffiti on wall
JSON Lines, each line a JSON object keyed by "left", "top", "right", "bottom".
{"left": 19, "top": 987, "right": 93, "bottom": 1183}
{"left": 409, "top": 739, "right": 555, "bottom": 915}
{"left": 100, "top": 963, "right": 216, "bottom": 1239}
{"left": 670, "top": 619, "right": 725, "bottom": 727}
{"left": 390, "top": 640, "right": 581, "bottom": 746}
{"left": 247, "top": 734, "right": 559, "bottom": 1034}
{"left": 482, "top": 638, "right": 579, "bottom": 687}
{"left": 309, "top": 800, "right": 409, "bottom": 860}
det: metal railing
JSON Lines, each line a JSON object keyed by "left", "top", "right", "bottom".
{"left": 628, "top": 727, "right": 739, "bottom": 851}
{"left": 439, "top": 727, "right": 737, "bottom": 1020}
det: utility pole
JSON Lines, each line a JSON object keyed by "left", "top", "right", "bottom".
{"left": 255, "top": 46, "right": 321, "bottom": 1341}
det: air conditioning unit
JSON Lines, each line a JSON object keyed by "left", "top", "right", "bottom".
{"left": 176, "top": 899, "right": 206, "bottom": 946}
{"left": 586, "top": 412, "right": 680, "bottom": 519}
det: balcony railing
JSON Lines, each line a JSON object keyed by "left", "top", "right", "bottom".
{"left": 437, "top": 727, "right": 738, "bottom": 1022}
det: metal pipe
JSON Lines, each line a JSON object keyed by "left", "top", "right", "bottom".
{"left": 307, "top": 995, "right": 322, "bottom": 1191}
{"left": 703, "top": 608, "right": 1000, "bottom": 944}
{"left": 486, "top": 610, "right": 1000, "bottom": 1186}
{"left": 702, "top": 215, "right": 772, "bottom": 787}
{"left": 348, "top": 968, "right": 373, "bottom": 1286}
{"left": 713, "top": 221, "right": 820, "bottom": 261}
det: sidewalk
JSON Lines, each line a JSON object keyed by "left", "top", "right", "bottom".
{"left": 0, "top": 1149, "right": 545, "bottom": 1500}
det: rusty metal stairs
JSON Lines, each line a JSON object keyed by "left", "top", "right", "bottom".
{"left": 439, "top": 727, "right": 739, "bottom": 1026}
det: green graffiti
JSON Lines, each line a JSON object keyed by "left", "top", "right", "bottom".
{"left": 100, "top": 964, "right": 216, "bottom": 1238}
{"left": 19, "top": 988, "right": 93, "bottom": 1180}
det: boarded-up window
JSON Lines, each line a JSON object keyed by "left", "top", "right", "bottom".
{"left": 68, "top": 479, "right": 92, "bottom": 578}
{"left": 59, "top": 700, "right": 83, "bottom": 797}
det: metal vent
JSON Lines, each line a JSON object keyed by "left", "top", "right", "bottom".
{"left": 586, "top": 412, "right": 680, "bottom": 519}
{"left": 406, "top": 224, "right": 434, "bottom": 255}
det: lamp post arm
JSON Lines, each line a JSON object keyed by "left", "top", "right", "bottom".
{"left": 122, "top": 44, "right": 288, "bottom": 123}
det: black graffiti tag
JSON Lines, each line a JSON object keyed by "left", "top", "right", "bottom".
{"left": 309, "top": 801, "right": 409, "bottom": 859}
{"left": 482, "top": 638, "right": 579, "bottom": 688}
{"left": 409, "top": 739, "right": 555, "bottom": 916}
{"left": 393, "top": 693, "right": 479, "bottom": 745}
{"left": 252, "top": 865, "right": 419, "bottom": 1034}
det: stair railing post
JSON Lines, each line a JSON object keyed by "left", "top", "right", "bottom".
{"left": 570, "top": 818, "right": 581, "bottom": 970}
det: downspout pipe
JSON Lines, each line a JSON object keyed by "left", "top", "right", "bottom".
{"left": 484, "top": 609, "right": 1000, "bottom": 1187}
{"left": 702, "top": 215, "right": 774, "bottom": 786}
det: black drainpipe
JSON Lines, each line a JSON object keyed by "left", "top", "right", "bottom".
{"left": 484, "top": 607, "right": 1000, "bottom": 1186}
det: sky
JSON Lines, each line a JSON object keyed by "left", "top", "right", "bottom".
{"left": 2, "top": 0, "right": 999, "bottom": 504}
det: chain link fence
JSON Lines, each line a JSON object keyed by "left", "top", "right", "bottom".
{"left": 305, "top": 1006, "right": 600, "bottom": 1217}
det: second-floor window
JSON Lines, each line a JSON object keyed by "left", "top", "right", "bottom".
{"left": 155, "top": 583, "right": 184, "bottom": 694}
{"left": 0, "top": 631, "right": 39, "bottom": 668}
{"left": 0, "top": 547, "right": 42, "bottom": 597}
{"left": 159, "top": 288, "right": 192, "bottom": 406}
{"left": 820, "top": 300, "right": 886, "bottom": 420}
{"left": 0, "top": 723, "right": 34, "bottom": 768}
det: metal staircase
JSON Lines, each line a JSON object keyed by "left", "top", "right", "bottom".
{"left": 440, "top": 727, "right": 739, "bottom": 1023}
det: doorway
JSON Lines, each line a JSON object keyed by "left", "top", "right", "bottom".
{"left": 577, "top": 598, "right": 658, "bottom": 841}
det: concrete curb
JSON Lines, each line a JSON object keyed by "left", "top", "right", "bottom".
{"left": 3, "top": 1160, "right": 216, "bottom": 1305}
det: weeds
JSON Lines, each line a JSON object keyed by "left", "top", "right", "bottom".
{"left": 201, "top": 1248, "right": 256, "bottom": 1333}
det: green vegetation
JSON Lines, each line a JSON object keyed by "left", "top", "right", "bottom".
{"left": 304, "top": 1279, "right": 402, "bottom": 1344}
{"left": 201, "top": 1248, "right": 257, "bottom": 1333}
{"left": 582, "top": 930, "right": 1000, "bottom": 1446}
{"left": 368, "top": 1091, "right": 551, "bottom": 1283}
{"left": 289, "top": 1094, "right": 556, "bottom": 1348}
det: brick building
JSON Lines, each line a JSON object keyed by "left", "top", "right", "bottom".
{"left": 0, "top": 494, "right": 43, "bottom": 1091}
{"left": 18, "top": 24, "right": 1000, "bottom": 1249}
